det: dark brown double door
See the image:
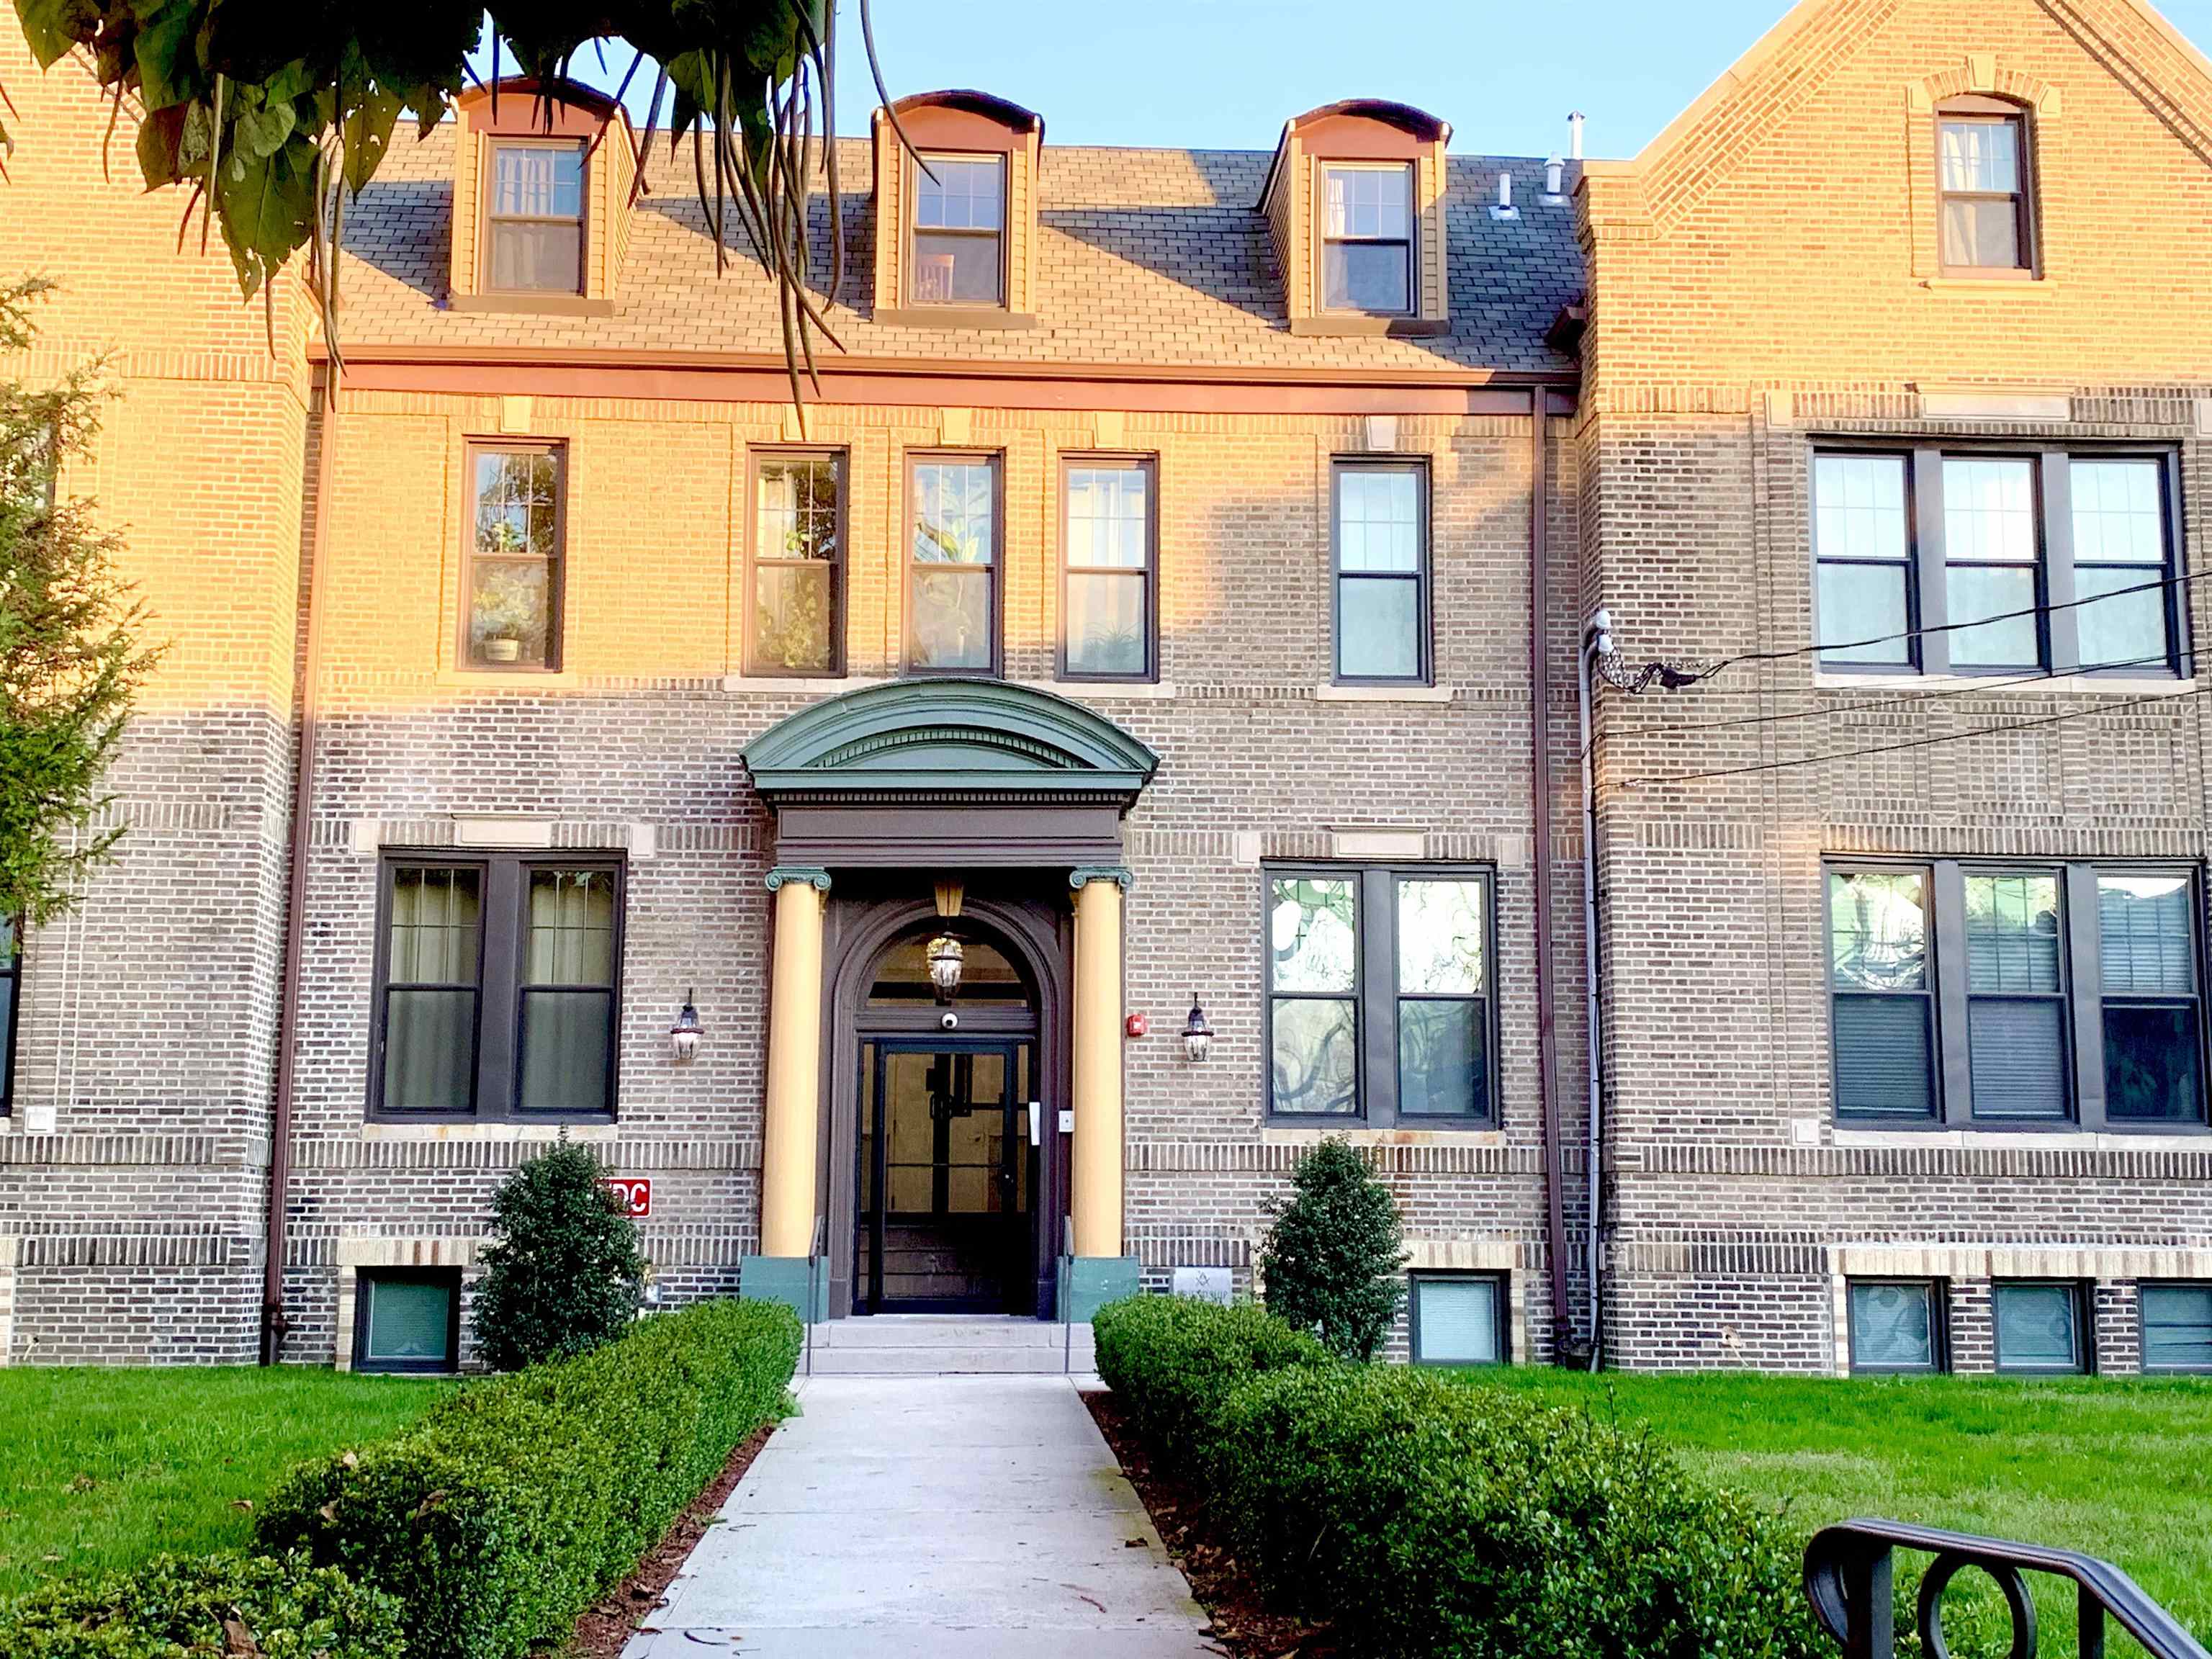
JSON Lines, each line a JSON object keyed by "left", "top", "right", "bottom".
{"left": 856, "top": 1038, "right": 1036, "bottom": 1313}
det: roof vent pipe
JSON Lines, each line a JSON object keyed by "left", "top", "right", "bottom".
{"left": 1490, "top": 169, "right": 1520, "bottom": 221}
{"left": 1543, "top": 153, "right": 1565, "bottom": 202}
{"left": 1568, "top": 110, "right": 1585, "bottom": 160}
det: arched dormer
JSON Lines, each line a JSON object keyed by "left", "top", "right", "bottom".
{"left": 871, "top": 90, "right": 1045, "bottom": 328}
{"left": 1260, "top": 99, "right": 1451, "bottom": 337}
{"left": 447, "top": 78, "right": 637, "bottom": 315}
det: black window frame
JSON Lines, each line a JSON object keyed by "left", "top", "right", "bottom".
{"left": 1809, "top": 442, "right": 2187, "bottom": 680}
{"left": 369, "top": 851, "right": 626, "bottom": 1124}
{"left": 1936, "top": 99, "right": 2037, "bottom": 279}
{"left": 1992, "top": 1278, "right": 2092, "bottom": 1375}
{"left": 482, "top": 136, "right": 588, "bottom": 297}
{"left": 1330, "top": 457, "right": 1432, "bottom": 687}
{"left": 2139, "top": 1280, "right": 2212, "bottom": 1375}
{"left": 354, "top": 1267, "right": 462, "bottom": 1375}
{"left": 1824, "top": 858, "right": 2211, "bottom": 1134}
{"left": 1057, "top": 453, "right": 1159, "bottom": 684}
{"left": 459, "top": 439, "right": 568, "bottom": 674}
{"left": 1408, "top": 1270, "right": 1511, "bottom": 1366}
{"left": 1846, "top": 1277, "right": 1951, "bottom": 1375}
{"left": 1262, "top": 862, "right": 1499, "bottom": 1129}
{"left": 904, "top": 449, "right": 1004, "bottom": 678}
{"left": 744, "top": 446, "right": 848, "bottom": 678}
{"left": 1317, "top": 159, "right": 1416, "bottom": 317}
{"left": 0, "top": 915, "right": 19, "bottom": 1118}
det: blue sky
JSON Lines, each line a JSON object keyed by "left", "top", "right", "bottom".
{"left": 487, "top": 0, "right": 2212, "bottom": 159}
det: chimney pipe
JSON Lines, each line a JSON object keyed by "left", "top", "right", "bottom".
{"left": 1497, "top": 169, "right": 1513, "bottom": 209}
{"left": 1545, "top": 153, "right": 1565, "bottom": 199}
{"left": 1568, "top": 111, "right": 1585, "bottom": 161}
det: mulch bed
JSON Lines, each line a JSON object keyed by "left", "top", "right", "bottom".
{"left": 567, "top": 1422, "right": 776, "bottom": 1659}
{"left": 1083, "top": 1389, "right": 1343, "bottom": 1659}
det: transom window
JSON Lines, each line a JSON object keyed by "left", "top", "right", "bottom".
{"left": 1321, "top": 163, "right": 1413, "bottom": 313}
{"left": 907, "top": 454, "right": 1000, "bottom": 674}
{"left": 1827, "top": 861, "right": 2207, "bottom": 1130}
{"left": 1061, "top": 459, "right": 1156, "bottom": 681}
{"left": 1265, "top": 865, "right": 1496, "bottom": 1125}
{"left": 464, "top": 444, "right": 565, "bottom": 672}
{"left": 1938, "top": 102, "right": 2033, "bottom": 274}
{"left": 486, "top": 141, "right": 585, "bottom": 294}
{"left": 912, "top": 153, "right": 1006, "bottom": 307}
{"left": 0, "top": 916, "right": 17, "bottom": 1118}
{"left": 1334, "top": 461, "right": 1429, "bottom": 684}
{"left": 374, "top": 855, "right": 623, "bottom": 1120}
{"left": 1812, "top": 447, "right": 2182, "bottom": 677}
{"left": 747, "top": 451, "right": 845, "bottom": 676}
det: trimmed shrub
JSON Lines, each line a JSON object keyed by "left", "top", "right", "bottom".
{"left": 0, "top": 1550, "right": 403, "bottom": 1659}
{"left": 1257, "top": 1138, "right": 1407, "bottom": 1359}
{"left": 258, "top": 1298, "right": 800, "bottom": 1659}
{"left": 1096, "top": 1295, "right": 1818, "bottom": 1659}
{"left": 471, "top": 1139, "right": 647, "bottom": 1371}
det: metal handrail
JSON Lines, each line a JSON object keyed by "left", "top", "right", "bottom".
{"left": 1805, "top": 1518, "right": 2211, "bottom": 1659}
{"left": 804, "top": 1214, "right": 827, "bottom": 1377}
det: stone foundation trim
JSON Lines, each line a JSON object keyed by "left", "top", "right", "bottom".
{"left": 0, "top": 1235, "right": 17, "bottom": 1367}
{"left": 1405, "top": 1237, "right": 1529, "bottom": 1363}
{"left": 1834, "top": 1244, "right": 2212, "bottom": 1281}
{"left": 334, "top": 1236, "right": 480, "bottom": 1370}
{"left": 354, "top": 1120, "right": 621, "bottom": 1145}
{"left": 1061, "top": 1254, "right": 1142, "bottom": 1323}
{"left": 738, "top": 1254, "right": 830, "bottom": 1324}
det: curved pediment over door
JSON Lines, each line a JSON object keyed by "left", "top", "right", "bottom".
{"left": 740, "top": 678, "right": 1160, "bottom": 867}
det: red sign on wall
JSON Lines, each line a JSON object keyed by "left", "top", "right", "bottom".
{"left": 606, "top": 1177, "right": 652, "bottom": 1219}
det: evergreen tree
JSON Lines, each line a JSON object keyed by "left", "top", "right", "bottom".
{"left": 1259, "top": 1138, "right": 1408, "bottom": 1361}
{"left": 1, "top": 278, "right": 159, "bottom": 925}
{"left": 472, "top": 1138, "right": 647, "bottom": 1371}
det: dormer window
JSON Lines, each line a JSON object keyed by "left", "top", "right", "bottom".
{"left": 1321, "top": 163, "right": 1414, "bottom": 314}
{"left": 912, "top": 154, "right": 1006, "bottom": 307}
{"left": 1938, "top": 99, "right": 2033, "bottom": 274}
{"left": 486, "top": 140, "right": 586, "bottom": 295}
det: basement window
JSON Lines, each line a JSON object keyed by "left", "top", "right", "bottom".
{"left": 1847, "top": 1279, "right": 1947, "bottom": 1373}
{"left": 2141, "top": 1282, "right": 2212, "bottom": 1373}
{"left": 1993, "top": 1280, "right": 2089, "bottom": 1374}
{"left": 356, "top": 1269, "right": 460, "bottom": 1373}
{"left": 1409, "top": 1272, "right": 1507, "bottom": 1365}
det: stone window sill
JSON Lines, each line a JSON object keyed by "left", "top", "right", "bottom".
{"left": 1019, "top": 679, "right": 1179, "bottom": 701}
{"left": 1919, "top": 276, "right": 2058, "bottom": 294}
{"left": 360, "top": 1121, "right": 620, "bottom": 1143}
{"left": 1811, "top": 671, "right": 2193, "bottom": 696}
{"left": 722, "top": 673, "right": 892, "bottom": 695}
{"left": 1313, "top": 683, "right": 1456, "bottom": 703}
{"left": 1831, "top": 1126, "right": 2211, "bottom": 1151}
{"left": 1262, "top": 1125, "right": 1504, "bottom": 1148}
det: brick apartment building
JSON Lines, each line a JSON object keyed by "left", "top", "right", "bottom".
{"left": 4, "top": 0, "right": 2212, "bottom": 1377}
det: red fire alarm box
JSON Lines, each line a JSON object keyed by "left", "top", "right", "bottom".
{"left": 1125, "top": 1012, "right": 1149, "bottom": 1039}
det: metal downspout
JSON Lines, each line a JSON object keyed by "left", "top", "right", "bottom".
{"left": 1576, "top": 611, "right": 1612, "bottom": 1367}
{"left": 261, "top": 366, "right": 338, "bottom": 1364}
{"left": 1527, "top": 393, "right": 1573, "bottom": 1361}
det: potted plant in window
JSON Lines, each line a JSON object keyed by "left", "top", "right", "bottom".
{"left": 472, "top": 559, "right": 542, "bottom": 665}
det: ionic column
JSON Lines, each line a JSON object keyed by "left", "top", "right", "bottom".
{"left": 758, "top": 866, "right": 830, "bottom": 1262}
{"left": 1067, "top": 869, "right": 1138, "bottom": 1313}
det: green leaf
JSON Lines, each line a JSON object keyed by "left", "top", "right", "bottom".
{"left": 14, "top": 0, "right": 100, "bottom": 69}
{"left": 214, "top": 130, "right": 315, "bottom": 297}
{"left": 176, "top": 94, "right": 212, "bottom": 169}
{"left": 230, "top": 94, "right": 295, "bottom": 159}
{"left": 127, "top": 0, "right": 199, "bottom": 111}
{"left": 132, "top": 97, "right": 186, "bottom": 186}
{"left": 339, "top": 81, "right": 400, "bottom": 196}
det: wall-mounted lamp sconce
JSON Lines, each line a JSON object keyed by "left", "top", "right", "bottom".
{"left": 927, "top": 933, "right": 966, "bottom": 1001}
{"left": 1182, "top": 995, "right": 1215, "bottom": 1063}
{"left": 669, "top": 989, "right": 702, "bottom": 1063}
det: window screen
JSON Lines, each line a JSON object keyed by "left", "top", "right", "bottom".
{"left": 1848, "top": 1280, "right": 1943, "bottom": 1373}
{"left": 2141, "top": 1283, "right": 2212, "bottom": 1373}
{"left": 1411, "top": 1274, "right": 1503, "bottom": 1365}
{"left": 1993, "top": 1281, "right": 2085, "bottom": 1373}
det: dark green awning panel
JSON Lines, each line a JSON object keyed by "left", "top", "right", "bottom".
{"left": 742, "top": 678, "right": 1159, "bottom": 806}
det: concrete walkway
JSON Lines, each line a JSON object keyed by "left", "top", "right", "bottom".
{"left": 624, "top": 1375, "right": 1219, "bottom": 1658}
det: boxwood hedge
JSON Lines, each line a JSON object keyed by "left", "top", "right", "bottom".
{"left": 258, "top": 1297, "right": 801, "bottom": 1659}
{"left": 1093, "top": 1294, "right": 1819, "bottom": 1659}
{"left": 0, "top": 1550, "right": 403, "bottom": 1659}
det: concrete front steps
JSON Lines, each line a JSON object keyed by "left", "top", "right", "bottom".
{"left": 802, "top": 1315, "right": 1095, "bottom": 1375}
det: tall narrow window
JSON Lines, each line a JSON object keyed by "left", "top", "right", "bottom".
{"left": 1827, "top": 869, "right": 1936, "bottom": 1120}
{"left": 518, "top": 868, "right": 619, "bottom": 1115}
{"left": 0, "top": 916, "right": 19, "bottom": 1117}
{"left": 1964, "top": 871, "right": 2069, "bottom": 1120}
{"left": 912, "top": 154, "right": 1005, "bottom": 306}
{"left": 464, "top": 445, "right": 564, "bottom": 670}
{"left": 380, "top": 866, "right": 484, "bottom": 1115}
{"left": 2098, "top": 873, "right": 2205, "bottom": 1123}
{"left": 1334, "top": 462, "right": 1427, "bottom": 683}
{"left": 1321, "top": 163, "right": 1413, "bottom": 313}
{"left": 747, "top": 451, "right": 845, "bottom": 675}
{"left": 1993, "top": 1281, "right": 2087, "bottom": 1374}
{"left": 1943, "top": 457, "right": 2041, "bottom": 669}
{"left": 1813, "top": 454, "right": 1915, "bottom": 668}
{"left": 1268, "top": 875, "right": 1359, "bottom": 1115}
{"left": 2071, "top": 459, "right": 2175, "bottom": 673}
{"left": 1938, "top": 104, "right": 2032, "bottom": 274}
{"left": 486, "top": 142, "right": 585, "bottom": 294}
{"left": 908, "top": 456, "right": 999, "bottom": 673}
{"left": 1395, "top": 878, "right": 1490, "bottom": 1118}
{"left": 1061, "top": 460, "right": 1154, "bottom": 680}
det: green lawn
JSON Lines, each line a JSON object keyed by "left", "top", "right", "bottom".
{"left": 0, "top": 1367, "right": 454, "bottom": 1600}
{"left": 1473, "top": 1369, "right": 2212, "bottom": 1655}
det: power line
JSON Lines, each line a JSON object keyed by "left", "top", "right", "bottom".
{"left": 1608, "top": 680, "right": 2208, "bottom": 793}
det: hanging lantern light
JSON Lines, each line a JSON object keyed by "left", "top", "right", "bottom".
{"left": 669, "top": 989, "right": 703, "bottom": 1063}
{"left": 927, "top": 934, "right": 966, "bottom": 1001}
{"left": 1182, "top": 994, "right": 1215, "bottom": 1062}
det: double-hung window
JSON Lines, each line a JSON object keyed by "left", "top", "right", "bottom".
{"left": 1827, "top": 860, "right": 2207, "bottom": 1130}
{"left": 1320, "top": 163, "right": 1413, "bottom": 314}
{"left": 1333, "top": 460, "right": 1429, "bottom": 684}
{"left": 911, "top": 153, "right": 1005, "bottom": 307}
{"left": 485, "top": 141, "right": 585, "bottom": 295}
{"left": 1812, "top": 446, "right": 2183, "bottom": 677}
{"left": 1937, "top": 100, "right": 2034, "bottom": 275}
{"left": 1061, "top": 459, "right": 1156, "bottom": 680}
{"left": 907, "top": 454, "right": 1001, "bottom": 674}
{"left": 0, "top": 916, "right": 18, "bottom": 1117}
{"left": 374, "top": 855, "right": 623, "bottom": 1120}
{"left": 747, "top": 450, "right": 845, "bottom": 675}
{"left": 464, "top": 443, "right": 565, "bottom": 671}
{"left": 1265, "top": 865, "right": 1496, "bottom": 1125}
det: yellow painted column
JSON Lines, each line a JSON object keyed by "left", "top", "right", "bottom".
{"left": 760, "top": 868, "right": 830, "bottom": 1259}
{"left": 1069, "top": 869, "right": 1128, "bottom": 1260}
